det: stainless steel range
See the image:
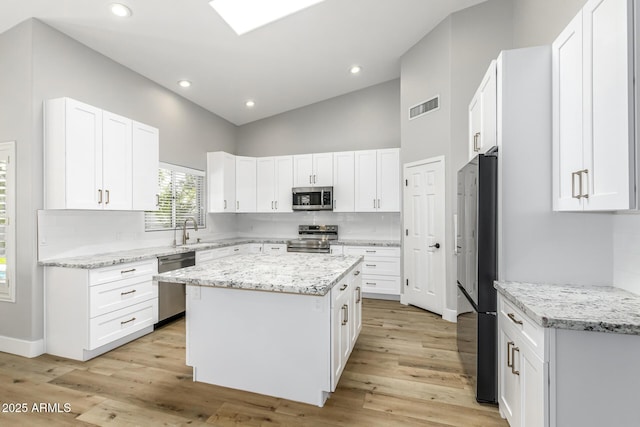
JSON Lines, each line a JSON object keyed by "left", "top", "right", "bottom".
{"left": 286, "top": 225, "right": 338, "bottom": 253}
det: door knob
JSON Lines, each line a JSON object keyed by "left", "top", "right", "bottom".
{"left": 429, "top": 243, "right": 440, "bottom": 249}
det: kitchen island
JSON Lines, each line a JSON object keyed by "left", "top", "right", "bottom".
{"left": 154, "top": 253, "right": 363, "bottom": 407}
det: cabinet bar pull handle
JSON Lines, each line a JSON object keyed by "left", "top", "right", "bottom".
{"left": 507, "top": 313, "right": 523, "bottom": 325}
{"left": 581, "top": 169, "right": 589, "bottom": 199}
{"left": 98, "top": 189, "right": 103, "bottom": 204}
{"left": 356, "top": 286, "right": 361, "bottom": 303}
{"left": 571, "top": 171, "right": 580, "bottom": 199}
{"left": 340, "top": 284, "right": 348, "bottom": 291}
{"left": 121, "top": 317, "right": 136, "bottom": 325}
{"left": 507, "top": 341, "right": 514, "bottom": 368}
{"left": 342, "top": 304, "right": 348, "bottom": 325}
{"left": 511, "top": 346, "right": 520, "bottom": 375}
{"left": 120, "top": 289, "right": 137, "bottom": 296}
{"left": 121, "top": 268, "right": 137, "bottom": 274}
{"left": 105, "top": 189, "right": 110, "bottom": 204}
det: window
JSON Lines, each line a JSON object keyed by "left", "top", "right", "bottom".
{"left": 145, "top": 163, "right": 205, "bottom": 231}
{"left": 0, "top": 141, "right": 15, "bottom": 302}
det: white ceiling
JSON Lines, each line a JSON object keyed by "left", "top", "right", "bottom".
{"left": 0, "top": 0, "right": 486, "bottom": 125}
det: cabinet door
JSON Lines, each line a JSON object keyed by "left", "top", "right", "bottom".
{"left": 102, "top": 111, "right": 132, "bottom": 210}
{"left": 256, "top": 157, "right": 276, "bottom": 213}
{"left": 64, "top": 99, "right": 103, "bottom": 209}
{"left": 521, "top": 349, "right": 545, "bottom": 427}
{"left": 552, "top": 12, "right": 584, "bottom": 211}
{"left": 499, "top": 325, "right": 521, "bottom": 427}
{"left": 354, "top": 150, "right": 378, "bottom": 212}
{"left": 377, "top": 149, "right": 400, "bottom": 212}
{"left": 274, "top": 156, "right": 293, "bottom": 212}
{"left": 333, "top": 151, "right": 355, "bottom": 212}
{"left": 582, "top": 0, "right": 634, "bottom": 210}
{"left": 235, "top": 156, "right": 256, "bottom": 212}
{"left": 207, "top": 152, "right": 236, "bottom": 213}
{"left": 292, "top": 154, "right": 313, "bottom": 187}
{"left": 132, "top": 121, "right": 159, "bottom": 211}
{"left": 468, "top": 91, "right": 482, "bottom": 161}
{"left": 479, "top": 60, "right": 497, "bottom": 154}
{"left": 313, "top": 152, "right": 333, "bottom": 186}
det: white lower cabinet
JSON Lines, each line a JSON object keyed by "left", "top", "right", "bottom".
{"left": 45, "top": 259, "right": 158, "bottom": 361}
{"left": 343, "top": 246, "right": 400, "bottom": 296}
{"left": 331, "top": 262, "right": 362, "bottom": 390}
{"left": 498, "top": 294, "right": 546, "bottom": 427}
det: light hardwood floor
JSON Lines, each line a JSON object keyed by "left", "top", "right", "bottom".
{"left": 0, "top": 299, "right": 507, "bottom": 426}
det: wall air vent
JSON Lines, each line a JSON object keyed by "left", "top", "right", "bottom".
{"left": 408, "top": 95, "right": 440, "bottom": 120}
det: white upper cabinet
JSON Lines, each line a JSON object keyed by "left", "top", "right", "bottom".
{"left": 293, "top": 153, "right": 333, "bottom": 187}
{"left": 256, "top": 156, "right": 293, "bottom": 213}
{"left": 207, "top": 151, "right": 236, "bottom": 213}
{"left": 333, "top": 151, "right": 355, "bottom": 212}
{"left": 102, "top": 111, "right": 132, "bottom": 210}
{"left": 354, "top": 149, "right": 400, "bottom": 212}
{"left": 235, "top": 156, "right": 257, "bottom": 213}
{"left": 45, "top": 98, "right": 156, "bottom": 211}
{"left": 468, "top": 60, "right": 497, "bottom": 161}
{"left": 552, "top": 0, "right": 635, "bottom": 211}
{"left": 132, "top": 121, "right": 159, "bottom": 211}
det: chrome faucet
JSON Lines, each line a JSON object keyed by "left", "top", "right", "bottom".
{"left": 181, "top": 217, "right": 199, "bottom": 245}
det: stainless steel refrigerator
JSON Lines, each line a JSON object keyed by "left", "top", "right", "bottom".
{"left": 456, "top": 150, "right": 498, "bottom": 404}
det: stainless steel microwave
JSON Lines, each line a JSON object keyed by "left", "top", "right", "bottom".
{"left": 292, "top": 187, "right": 333, "bottom": 211}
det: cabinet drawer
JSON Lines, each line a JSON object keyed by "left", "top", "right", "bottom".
{"left": 90, "top": 276, "right": 156, "bottom": 318}
{"left": 361, "top": 275, "right": 401, "bottom": 295}
{"left": 196, "top": 247, "right": 233, "bottom": 263}
{"left": 89, "top": 260, "right": 157, "bottom": 286}
{"left": 263, "top": 243, "right": 287, "bottom": 254}
{"left": 343, "top": 246, "right": 400, "bottom": 258}
{"left": 89, "top": 299, "right": 157, "bottom": 350}
{"left": 362, "top": 258, "right": 400, "bottom": 276}
{"left": 499, "top": 296, "right": 545, "bottom": 359}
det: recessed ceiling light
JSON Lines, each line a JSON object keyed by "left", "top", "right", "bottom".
{"left": 350, "top": 65, "right": 362, "bottom": 75}
{"left": 209, "top": 0, "right": 325, "bottom": 35}
{"left": 245, "top": 100, "right": 256, "bottom": 108}
{"left": 110, "top": 3, "right": 132, "bottom": 17}
{"left": 178, "top": 80, "right": 192, "bottom": 88}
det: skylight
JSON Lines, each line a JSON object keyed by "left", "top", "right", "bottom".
{"left": 209, "top": 0, "right": 325, "bottom": 35}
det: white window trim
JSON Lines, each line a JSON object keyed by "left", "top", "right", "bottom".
{"left": 0, "top": 141, "right": 16, "bottom": 303}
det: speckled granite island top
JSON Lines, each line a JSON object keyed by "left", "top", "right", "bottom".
{"left": 495, "top": 281, "right": 640, "bottom": 335}
{"left": 154, "top": 253, "right": 363, "bottom": 296}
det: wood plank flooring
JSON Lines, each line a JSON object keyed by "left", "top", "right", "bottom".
{"left": 0, "top": 299, "right": 507, "bottom": 426}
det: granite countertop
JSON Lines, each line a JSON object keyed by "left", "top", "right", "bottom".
{"left": 495, "top": 281, "right": 640, "bottom": 335}
{"left": 331, "top": 239, "right": 401, "bottom": 247}
{"left": 38, "top": 237, "right": 399, "bottom": 269}
{"left": 153, "top": 253, "right": 363, "bottom": 296}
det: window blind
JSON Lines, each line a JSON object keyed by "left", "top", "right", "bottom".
{"left": 145, "top": 164, "right": 205, "bottom": 231}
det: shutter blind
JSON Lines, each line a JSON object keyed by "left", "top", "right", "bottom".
{"left": 145, "top": 164, "right": 205, "bottom": 231}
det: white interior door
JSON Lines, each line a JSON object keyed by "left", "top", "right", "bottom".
{"left": 402, "top": 157, "right": 445, "bottom": 315}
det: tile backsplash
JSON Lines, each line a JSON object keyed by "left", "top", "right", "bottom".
{"left": 37, "top": 210, "right": 401, "bottom": 260}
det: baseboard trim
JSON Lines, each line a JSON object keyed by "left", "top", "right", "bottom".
{"left": 442, "top": 308, "right": 457, "bottom": 323}
{"left": 0, "top": 335, "right": 45, "bottom": 358}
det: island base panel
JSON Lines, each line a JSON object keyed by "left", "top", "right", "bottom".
{"left": 186, "top": 285, "right": 332, "bottom": 407}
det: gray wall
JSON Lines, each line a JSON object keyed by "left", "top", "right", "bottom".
{"left": 401, "top": 0, "right": 513, "bottom": 315}
{"left": 0, "top": 19, "right": 237, "bottom": 343}
{"left": 236, "top": 79, "right": 400, "bottom": 156}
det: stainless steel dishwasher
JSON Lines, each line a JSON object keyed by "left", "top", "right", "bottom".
{"left": 157, "top": 251, "right": 196, "bottom": 325}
